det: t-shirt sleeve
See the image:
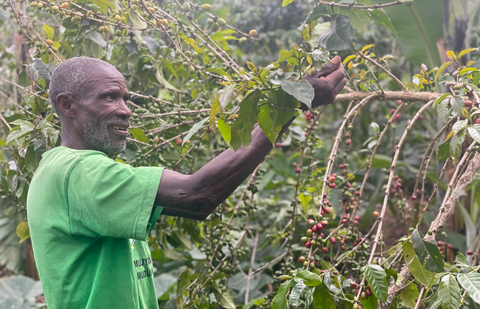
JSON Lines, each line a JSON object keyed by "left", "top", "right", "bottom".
{"left": 66, "top": 153, "right": 163, "bottom": 240}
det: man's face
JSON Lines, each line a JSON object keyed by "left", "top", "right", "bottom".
{"left": 75, "top": 66, "right": 132, "bottom": 156}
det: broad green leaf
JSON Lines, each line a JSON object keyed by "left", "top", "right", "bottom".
{"left": 454, "top": 253, "right": 471, "bottom": 269}
{"left": 438, "top": 140, "right": 451, "bottom": 163}
{"left": 340, "top": 9, "right": 371, "bottom": 30}
{"left": 142, "top": 36, "right": 160, "bottom": 55}
{"left": 246, "top": 61, "right": 256, "bottom": 72}
{"left": 278, "top": 49, "right": 295, "bottom": 63}
{"left": 427, "top": 272, "right": 447, "bottom": 291}
{"left": 296, "top": 270, "right": 321, "bottom": 287}
{"left": 372, "top": 0, "right": 443, "bottom": 68}
{"left": 451, "top": 96, "right": 464, "bottom": 116}
{"left": 289, "top": 281, "right": 307, "bottom": 307}
{"left": 218, "top": 84, "right": 235, "bottom": 110}
{"left": 43, "top": 24, "right": 54, "bottom": 40}
{"left": 16, "top": 221, "right": 29, "bottom": 243}
{"left": 437, "top": 99, "right": 449, "bottom": 123}
{"left": 318, "top": 14, "right": 354, "bottom": 51}
{"left": 172, "top": 230, "right": 192, "bottom": 250}
{"left": 305, "top": 4, "right": 330, "bottom": 24}
{"left": 89, "top": 0, "right": 114, "bottom": 13}
{"left": 313, "top": 282, "right": 335, "bottom": 309}
{"left": 217, "top": 118, "right": 231, "bottom": 145}
{"left": 279, "top": 80, "right": 314, "bottom": 110}
{"left": 403, "top": 242, "right": 434, "bottom": 286}
{"left": 231, "top": 91, "right": 261, "bottom": 148}
{"left": 468, "top": 127, "right": 480, "bottom": 144}
{"left": 88, "top": 40, "right": 106, "bottom": 59}
{"left": 362, "top": 264, "right": 388, "bottom": 302}
{"left": 282, "top": 0, "right": 294, "bottom": 7}
{"left": 370, "top": 122, "right": 380, "bottom": 134}
{"left": 272, "top": 280, "right": 291, "bottom": 309}
{"left": 360, "top": 293, "right": 378, "bottom": 309}
{"left": 84, "top": 32, "right": 107, "bottom": 48}
{"left": 129, "top": 128, "right": 148, "bottom": 143}
{"left": 183, "top": 118, "right": 208, "bottom": 146}
{"left": 25, "top": 145, "right": 38, "bottom": 173}
{"left": 399, "top": 283, "right": 419, "bottom": 308}
{"left": 452, "top": 119, "right": 467, "bottom": 134}
{"left": 308, "top": 22, "right": 331, "bottom": 49}
{"left": 128, "top": 8, "right": 147, "bottom": 28}
{"left": 257, "top": 104, "right": 278, "bottom": 145}
{"left": 323, "top": 272, "right": 341, "bottom": 294}
{"left": 209, "top": 94, "right": 221, "bottom": 131}
{"left": 370, "top": 9, "right": 396, "bottom": 35}
{"left": 458, "top": 48, "right": 477, "bottom": 59}
{"left": 450, "top": 131, "right": 465, "bottom": 160}
{"left": 220, "top": 290, "right": 235, "bottom": 309}
{"left": 438, "top": 274, "right": 461, "bottom": 309}
{"left": 457, "top": 273, "right": 480, "bottom": 304}
{"left": 412, "top": 229, "right": 428, "bottom": 263}
{"left": 433, "top": 93, "right": 449, "bottom": 108}
{"left": 434, "top": 62, "right": 453, "bottom": 82}
{"left": 423, "top": 240, "right": 444, "bottom": 273}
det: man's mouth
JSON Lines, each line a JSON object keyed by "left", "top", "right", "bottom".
{"left": 109, "top": 125, "right": 129, "bottom": 136}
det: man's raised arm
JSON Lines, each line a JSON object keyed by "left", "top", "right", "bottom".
{"left": 155, "top": 56, "right": 347, "bottom": 220}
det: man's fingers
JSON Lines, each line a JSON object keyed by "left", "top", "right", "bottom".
{"left": 334, "top": 78, "right": 347, "bottom": 94}
{"left": 326, "top": 68, "right": 345, "bottom": 86}
{"left": 317, "top": 56, "right": 341, "bottom": 77}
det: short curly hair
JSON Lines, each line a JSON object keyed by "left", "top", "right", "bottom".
{"left": 49, "top": 57, "right": 117, "bottom": 116}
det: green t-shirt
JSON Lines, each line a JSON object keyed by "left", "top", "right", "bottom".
{"left": 27, "top": 146, "right": 164, "bottom": 309}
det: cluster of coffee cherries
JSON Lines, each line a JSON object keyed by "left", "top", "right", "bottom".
{"left": 305, "top": 110, "right": 315, "bottom": 123}
{"left": 436, "top": 240, "right": 453, "bottom": 256}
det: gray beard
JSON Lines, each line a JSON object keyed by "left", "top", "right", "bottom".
{"left": 81, "top": 108, "right": 126, "bottom": 156}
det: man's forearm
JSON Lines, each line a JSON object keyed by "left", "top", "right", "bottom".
{"left": 158, "top": 117, "right": 295, "bottom": 219}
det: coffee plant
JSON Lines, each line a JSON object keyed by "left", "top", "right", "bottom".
{"left": 0, "top": 0, "right": 480, "bottom": 308}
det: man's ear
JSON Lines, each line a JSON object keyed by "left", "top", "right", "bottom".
{"left": 56, "top": 93, "right": 78, "bottom": 118}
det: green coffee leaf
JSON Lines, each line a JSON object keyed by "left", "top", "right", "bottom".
{"left": 16, "top": 221, "right": 30, "bottom": 243}
{"left": 313, "top": 282, "right": 335, "bottom": 309}
{"left": 183, "top": 118, "right": 208, "bottom": 146}
{"left": 360, "top": 293, "right": 378, "bottom": 309}
{"left": 43, "top": 24, "right": 54, "bottom": 40}
{"left": 289, "top": 281, "right": 307, "bottom": 307}
{"left": 423, "top": 240, "right": 444, "bottom": 273}
{"left": 412, "top": 229, "right": 428, "bottom": 263}
{"left": 437, "top": 140, "right": 450, "bottom": 163}
{"left": 272, "top": 280, "right": 291, "bottom": 309}
{"left": 231, "top": 91, "right": 261, "bottom": 148}
{"left": 452, "top": 119, "right": 467, "bottom": 134}
{"left": 457, "top": 273, "right": 480, "bottom": 304}
{"left": 362, "top": 264, "right": 388, "bottom": 302}
{"left": 468, "top": 127, "right": 480, "bottom": 144}
{"left": 399, "top": 283, "right": 419, "bottom": 308}
{"left": 305, "top": 4, "right": 330, "bottom": 24}
{"left": 450, "top": 131, "right": 465, "bottom": 160}
{"left": 450, "top": 96, "right": 464, "bottom": 116}
{"left": 296, "top": 270, "right": 321, "bottom": 287}
{"left": 403, "top": 242, "right": 434, "bottom": 286}
{"left": 369, "top": 9, "right": 396, "bottom": 35}
{"left": 279, "top": 80, "right": 314, "bottom": 110}
{"left": 318, "top": 14, "right": 354, "bottom": 51}
{"left": 83, "top": 31, "right": 107, "bottom": 48}
{"left": 438, "top": 274, "right": 461, "bottom": 309}
{"left": 129, "top": 128, "right": 148, "bottom": 143}
{"left": 217, "top": 118, "right": 231, "bottom": 145}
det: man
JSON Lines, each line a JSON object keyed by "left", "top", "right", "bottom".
{"left": 27, "top": 56, "right": 346, "bottom": 308}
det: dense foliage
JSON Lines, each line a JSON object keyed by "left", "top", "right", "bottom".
{"left": 1, "top": 0, "right": 480, "bottom": 308}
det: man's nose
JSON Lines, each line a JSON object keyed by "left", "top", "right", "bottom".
{"left": 118, "top": 99, "right": 132, "bottom": 120}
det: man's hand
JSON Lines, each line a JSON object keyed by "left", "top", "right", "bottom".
{"left": 304, "top": 55, "right": 347, "bottom": 109}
